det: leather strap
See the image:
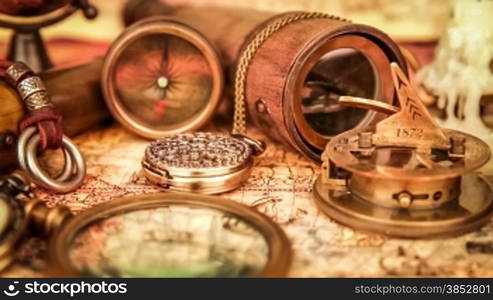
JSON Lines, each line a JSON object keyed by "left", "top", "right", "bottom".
{"left": 19, "top": 108, "right": 64, "bottom": 150}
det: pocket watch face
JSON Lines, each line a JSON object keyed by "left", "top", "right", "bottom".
{"left": 50, "top": 193, "right": 291, "bottom": 277}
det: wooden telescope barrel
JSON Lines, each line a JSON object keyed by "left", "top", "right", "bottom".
{"left": 124, "top": 0, "right": 408, "bottom": 162}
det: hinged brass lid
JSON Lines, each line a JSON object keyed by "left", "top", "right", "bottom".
{"left": 141, "top": 132, "right": 259, "bottom": 194}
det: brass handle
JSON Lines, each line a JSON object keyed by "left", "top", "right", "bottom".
{"left": 25, "top": 200, "right": 73, "bottom": 237}
{"left": 338, "top": 96, "right": 399, "bottom": 115}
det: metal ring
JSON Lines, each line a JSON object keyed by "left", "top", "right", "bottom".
{"left": 17, "top": 127, "right": 74, "bottom": 182}
{"left": 17, "top": 127, "right": 86, "bottom": 193}
{"left": 25, "top": 134, "right": 86, "bottom": 193}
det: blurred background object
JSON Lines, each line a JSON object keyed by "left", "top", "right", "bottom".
{"left": 0, "top": 0, "right": 453, "bottom": 43}
{"left": 0, "top": 0, "right": 453, "bottom": 69}
{"left": 416, "top": 0, "right": 493, "bottom": 172}
{"left": 0, "top": 0, "right": 98, "bottom": 72}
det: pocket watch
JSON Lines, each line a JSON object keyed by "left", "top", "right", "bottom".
{"left": 142, "top": 132, "right": 265, "bottom": 194}
{"left": 0, "top": 172, "right": 291, "bottom": 277}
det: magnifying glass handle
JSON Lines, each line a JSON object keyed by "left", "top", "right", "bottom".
{"left": 0, "top": 172, "right": 73, "bottom": 237}
{"left": 0, "top": 171, "right": 33, "bottom": 199}
{"left": 25, "top": 199, "right": 73, "bottom": 237}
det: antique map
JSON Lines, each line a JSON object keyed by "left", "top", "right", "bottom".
{"left": 0, "top": 0, "right": 490, "bottom": 280}
{"left": 5, "top": 122, "right": 493, "bottom": 277}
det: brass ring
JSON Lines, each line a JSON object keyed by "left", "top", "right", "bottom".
{"left": 17, "top": 127, "right": 86, "bottom": 193}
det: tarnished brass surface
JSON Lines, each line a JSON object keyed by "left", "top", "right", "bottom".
{"left": 0, "top": 177, "right": 28, "bottom": 272}
{"left": 314, "top": 63, "right": 493, "bottom": 238}
{"left": 313, "top": 174, "right": 493, "bottom": 238}
{"left": 0, "top": 171, "right": 72, "bottom": 273}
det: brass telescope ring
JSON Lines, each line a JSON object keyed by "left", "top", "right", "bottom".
{"left": 17, "top": 126, "right": 86, "bottom": 193}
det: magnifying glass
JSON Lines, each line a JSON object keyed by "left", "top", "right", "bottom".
{"left": 0, "top": 173, "right": 292, "bottom": 277}
{"left": 0, "top": 0, "right": 98, "bottom": 72}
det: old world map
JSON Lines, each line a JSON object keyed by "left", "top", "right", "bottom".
{"left": 5, "top": 122, "right": 493, "bottom": 277}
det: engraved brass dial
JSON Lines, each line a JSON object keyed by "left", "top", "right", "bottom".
{"left": 313, "top": 63, "right": 493, "bottom": 238}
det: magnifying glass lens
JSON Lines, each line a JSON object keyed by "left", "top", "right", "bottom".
{"left": 68, "top": 205, "right": 269, "bottom": 277}
{"left": 0, "top": 198, "right": 11, "bottom": 240}
{"left": 113, "top": 34, "right": 214, "bottom": 129}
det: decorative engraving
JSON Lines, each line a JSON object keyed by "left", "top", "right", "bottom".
{"left": 5, "top": 62, "right": 32, "bottom": 86}
{"left": 393, "top": 64, "right": 424, "bottom": 121}
{"left": 403, "top": 92, "right": 422, "bottom": 120}
{"left": 17, "top": 77, "right": 46, "bottom": 100}
{"left": 145, "top": 132, "right": 252, "bottom": 169}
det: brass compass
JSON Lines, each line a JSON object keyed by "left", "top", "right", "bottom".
{"left": 313, "top": 63, "right": 493, "bottom": 238}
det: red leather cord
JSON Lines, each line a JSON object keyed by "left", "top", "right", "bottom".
{"left": 19, "top": 108, "right": 64, "bottom": 150}
{"left": 0, "top": 59, "right": 64, "bottom": 151}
